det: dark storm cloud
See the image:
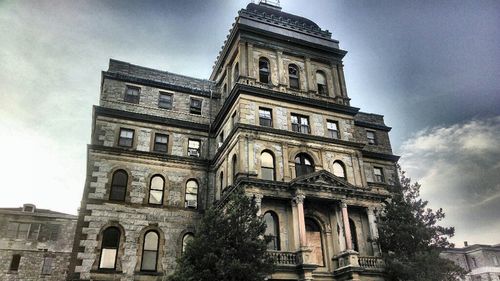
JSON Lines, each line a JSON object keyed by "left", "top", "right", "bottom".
{"left": 0, "top": 0, "right": 498, "bottom": 242}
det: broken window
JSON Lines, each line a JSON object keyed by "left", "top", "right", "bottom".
{"left": 99, "top": 227, "right": 121, "bottom": 269}
{"left": 185, "top": 180, "right": 198, "bottom": 208}
{"left": 288, "top": 64, "right": 299, "bottom": 89}
{"left": 190, "top": 98, "right": 202, "bottom": 115}
{"left": 118, "top": 128, "right": 134, "bottom": 147}
{"left": 291, "top": 114, "right": 310, "bottom": 134}
{"left": 149, "top": 175, "right": 164, "bottom": 205}
{"left": 259, "top": 58, "right": 270, "bottom": 84}
{"left": 187, "top": 139, "right": 201, "bottom": 157}
{"left": 124, "top": 86, "right": 140, "bottom": 104}
{"left": 316, "top": 71, "right": 328, "bottom": 95}
{"left": 327, "top": 120, "right": 340, "bottom": 139}
{"left": 259, "top": 108, "right": 272, "bottom": 127}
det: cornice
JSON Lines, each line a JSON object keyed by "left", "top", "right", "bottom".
{"left": 88, "top": 144, "right": 210, "bottom": 166}
{"left": 94, "top": 106, "right": 210, "bottom": 132}
{"left": 103, "top": 71, "right": 218, "bottom": 98}
{"left": 361, "top": 150, "right": 400, "bottom": 162}
{"left": 354, "top": 120, "right": 392, "bottom": 132}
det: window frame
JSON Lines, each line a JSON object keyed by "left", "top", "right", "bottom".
{"left": 373, "top": 167, "right": 385, "bottom": 183}
{"left": 109, "top": 170, "right": 128, "bottom": 201}
{"left": 327, "top": 120, "right": 340, "bottom": 139}
{"left": 294, "top": 153, "right": 315, "bottom": 177}
{"left": 98, "top": 227, "right": 121, "bottom": 270}
{"left": 259, "top": 107, "right": 273, "bottom": 127}
{"left": 263, "top": 211, "right": 280, "bottom": 250}
{"left": 187, "top": 139, "right": 201, "bottom": 157}
{"left": 367, "top": 130, "right": 377, "bottom": 145}
{"left": 189, "top": 98, "right": 203, "bottom": 115}
{"left": 182, "top": 233, "right": 194, "bottom": 254}
{"left": 148, "top": 175, "right": 164, "bottom": 205}
{"left": 185, "top": 179, "right": 198, "bottom": 209}
{"left": 333, "top": 160, "right": 346, "bottom": 180}
{"left": 140, "top": 230, "right": 160, "bottom": 272}
{"left": 158, "top": 92, "right": 173, "bottom": 109}
{"left": 259, "top": 58, "right": 270, "bottom": 84}
{"left": 291, "top": 114, "right": 310, "bottom": 134}
{"left": 153, "top": 133, "right": 168, "bottom": 153}
{"left": 261, "top": 151, "right": 275, "bottom": 181}
{"left": 288, "top": 64, "right": 299, "bottom": 89}
{"left": 124, "top": 85, "right": 140, "bottom": 104}
{"left": 118, "top": 128, "right": 134, "bottom": 148}
{"left": 316, "top": 71, "right": 328, "bottom": 95}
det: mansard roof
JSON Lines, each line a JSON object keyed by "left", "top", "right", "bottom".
{"left": 106, "top": 59, "right": 215, "bottom": 96}
{"left": 243, "top": 3, "right": 325, "bottom": 35}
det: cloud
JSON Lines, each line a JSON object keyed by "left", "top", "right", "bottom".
{"left": 400, "top": 116, "right": 500, "bottom": 245}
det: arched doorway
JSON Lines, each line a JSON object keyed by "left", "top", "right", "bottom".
{"left": 305, "top": 218, "right": 324, "bottom": 266}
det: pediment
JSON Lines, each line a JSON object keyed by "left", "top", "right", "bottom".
{"left": 290, "top": 170, "right": 356, "bottom": 189}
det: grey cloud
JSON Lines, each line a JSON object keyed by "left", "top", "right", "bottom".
{"left": 400, "top": 116, "right": 500, "bottom": 244}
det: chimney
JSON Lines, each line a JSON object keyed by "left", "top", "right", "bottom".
{"left": 464, "top": 241, "right": 468, "bottom": 247}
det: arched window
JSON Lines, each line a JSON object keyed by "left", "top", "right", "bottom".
{"left": 288, "top": 64, "right": 299, "bottom": 89}
{"left": 349, "top": 218, "right": 359, "bottom": 252}
{"left": 185, "top": 180, "right": 198, "bottom": 208}
{"left": 233, "top": 63, "right": 239, "bottom": 85}
{"left": 261, "top": 151, "right": 275, "bottom": 181}
{"left": 305, "top": 218, "right": 324, "bottom": 266}
{"left": 332, "top": 161, "right": 346, "bottom": 180}
{"left": 110, "top": 170, "right": 128, "bottom": 201}
{"left": 182, "top": 233, "right": 194, "bottom": 254}
{"left": 232, "top": 155, "right": 238, "bottom": 184}
{"left": 316, "top": 71, "right": 328, "bottom": 95}
{"left": 294, "top": 153, "right": 314, "bottom": 177}
{"left": 263, "top": 212, "right": 280, "bottom": 250}
{"left": 99, "top": 227, "right": 121, "bottom": 269}
{"left": 259, "top": 58, "right": 270, "bottom": 84}
{"left": 148, "top": 175, "right": 164, "bottom": 205}
{"left": 141, "top": 231, "right": 159, "bottom": 271}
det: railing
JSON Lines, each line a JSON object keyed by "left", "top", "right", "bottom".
{"left": 358, "top": 256, "right": 384, "bottom": 270}
{"left": 267, "top": 251, "right": 299, "bottom": 266}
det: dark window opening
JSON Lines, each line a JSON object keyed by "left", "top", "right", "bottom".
{"left": 259, "top": 108, "right": 272, "bottom": 127}
{"left": 232, "top": 155, "right": 238, "bottom": 184}
{"left": 232, "top": 112, "right": 237, "bottom": 128}
{"left": 349, "top": 218, "right": 359, "bottom": 252}
{"left": 291, "top": 114, "right": 310, "bottom": 134}
{"left": 124, "top": 86, "right": 140, "bottom": 104}
{"left": 158, "top": 92, "right": 173, "bottom": 109}
{"left": 373, "top": 167, "right": 385, "bottom": 183}
{"left": 288, "top": 64, "right": 299, "bottom": 89}
{"left": 99, "top": 227, "right": 120, "bottom": 269}
{"left": 294, "top": 153, "right": 315, "bottom": 177}
{"left": 10, "top": 254, "right": 21, "bottom": 271}
{"left": 190, "top": 98, "right": 202, "bottom": 115}
{"left": 110, "top": 170, "right": 128, "bottom": 201}
{"left": 118, "top": 128, "right": 134, "bottom": 147}
{"left": 264, "top": 212, "right": 280, "bottom": 250}
{"left": 153, "top": 133, "right": 168, "bottom": 153}
{"left": 259, "top": 58, "right": 270, "bottom": 84}
{"left": 316, "top": 71, "right": 328, "bottom": 95}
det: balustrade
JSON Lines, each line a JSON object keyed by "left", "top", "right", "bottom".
{"left": 267, "top": 251, "right": 299, "bottom": 266}
{"left": 358, "top": 256, "right": 384, "bottom": 269}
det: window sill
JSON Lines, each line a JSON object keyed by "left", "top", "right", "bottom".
{"left": 90, "top": 269, "right": 123, "bottom": 274}
{"left": 135, "top": 271, "right": 163, "bottom": 276}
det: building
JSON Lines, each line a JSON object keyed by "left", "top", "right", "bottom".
{"left": 441, "top": 243, "right": 500, "bottom": 281}
{"left": 69, "top": 1, "right": 399, "bottom": 280}
{"left": 0, "top": 204, "right": 77, "bottom": 281}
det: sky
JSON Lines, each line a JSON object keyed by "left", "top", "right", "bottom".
{"left": 0, "top": 0, "right": 499, "bottom": 245}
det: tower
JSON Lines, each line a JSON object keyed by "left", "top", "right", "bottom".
{"left": 69, "top": 3, "right": 398, "bottom": 280}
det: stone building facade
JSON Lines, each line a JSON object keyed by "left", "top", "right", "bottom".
{"left": 0, "top": 204, "right": 77, "bottom": 281}
{"left": 441, "top": 244, "right": 500, "bottom": 281}
{"left": 69, "top": 2, "right": 399, "bottom": 280}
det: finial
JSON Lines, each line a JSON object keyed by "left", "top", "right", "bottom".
{"left": 258, "top": 0, "right": 282, "bottom": 10}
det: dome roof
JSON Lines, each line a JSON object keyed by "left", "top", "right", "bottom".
{"left": 245, "top": 3, "right": 320, "bottom": 30}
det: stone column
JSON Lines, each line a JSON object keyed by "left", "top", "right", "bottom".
{"left": 239, "top": 41, "right": 247, "bottom": 77}
{"left": 253, "top": 194, "right": 263, "bottom": 216}
{"left": 367, "top": 206, "right": 381, "bottom": 256}
{"left": 341, "top": 201, "right": 352, "bottom": 251}
{"left": 247, "top": 43, "right": 254, "bottom": 80}
{"left": 337, "top": 64, "right": 348, "bottom": 98}
{"left": 330, "top": 63, "right": 341, "bottom": 98}
{"left": 276, "top": 50, "right": 284, "bottom": 86}
{"left": 294, "top": 193, "right": 307, "bottom": 247}
{"left": 304, "top": 57, "right": 314, "bottom": 93}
